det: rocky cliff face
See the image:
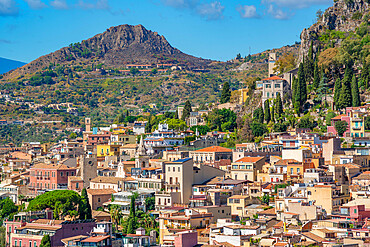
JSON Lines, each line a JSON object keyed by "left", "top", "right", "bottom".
{"left": 10, "top": 24, "right": 211, "bottom": 77}
{"left": 299, "top": 0, "right": 369, "bottom": 63}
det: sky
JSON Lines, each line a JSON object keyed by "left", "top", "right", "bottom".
{"left": 0, "top": 0, "right": 333, "bottom": 63}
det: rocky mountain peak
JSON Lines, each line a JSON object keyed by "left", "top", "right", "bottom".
{"left": 298, "top": 0, "right": 369, "bottom": 63}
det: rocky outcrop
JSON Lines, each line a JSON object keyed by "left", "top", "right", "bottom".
{"left": 7, "top": 24, "right": 211, "bottom": 77}
{"left": 299, "top": 0, "right": 369, "bottom": 63}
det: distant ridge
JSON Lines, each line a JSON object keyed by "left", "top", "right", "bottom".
{"left": 0, "top": 57, "right": 26, "bottom": 75}
{"left": 4, "top": 24, "right": 212, "bottom": 79}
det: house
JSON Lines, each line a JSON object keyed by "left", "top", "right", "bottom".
{"left": 8, "top": 219, "right": 96, "bottom": 247}
{"left": 87, "top": 189, "right": 117, "bottom": 210}
{"left": 159, "top": 209, "right": 213, "bottom": 244}
{"left": 230, "top": 156, "right": 265, "bottom": 181}
{"left": 261, "top": 76, "right": 290, "bottom": 105}
{"left": 189, "top": 146, "right": 232, "bottom": 164}
{"left": 29, "top": 163, "right": 77, "bottom": 194}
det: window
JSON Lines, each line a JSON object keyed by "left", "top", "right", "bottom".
{"left": 67, "top": 172, "right": 69, "bottom": 176}
{"left": 168, "top": 167, "right": 170, "bottom": 172}
{"left": 19, "top": 240, "right": 22, "bottom": 246}
{"left": 234, "top": 199, "right": 240, "bottom": 203}
{"left": 98, "top": 198, "right": 101, "bottom": 202}
{"left": 275, "top": 83, "right": 281, "bottom": 88}
{"left": 173, "top": 167, "right": 175, "bottom": 172}
{"left": 14, "top": 240, "right": 17, "bottom": 247}
{"left": 178, "top": 167, "right": 180, "bottom": 172}
{"left": 290, "top": 168, "right": 294, "bottom": 174}
{"left": 265, "top": 84, "right": 271, "bottom": 88}
{"left": 232, "top": 165, "right": 238, "bottom": 169}
{"left": 297, "top": 168, "right": 300, "bottom": 174}
{"left": 354, "top": 209, "right": 357, "bottom": 214}
{"left": 229, "top": 199, "right": 233, "bottom": 203}
{"left": 76, "top": 183, "right": 79, "bottom": 189}
{"left": 237, "top": 207, "right": 242, "bottom": 210}
{"left": 60, "top": 172, "right": 63, "bottom": 177}
{"left": 267, "top": 92, "right": 270, "bottom": 97}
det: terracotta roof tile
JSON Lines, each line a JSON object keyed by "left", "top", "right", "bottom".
{"left": 235, "top": 157, "right": 264, "bottom": 163}
{"left": 87, "top": 189, "right": 116, "bottom": 195}
{"left": 193, "top": 146, "right": 232, "bottom": 153}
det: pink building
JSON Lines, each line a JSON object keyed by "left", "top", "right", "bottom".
{"left": 327, "top": 115, "right": 350, "bottom": 136}
{"left": 333, "top": 205, "right": 370, "bottom": 223}
{"left": 29, "top": 163, "right": 77, "bottom": 194}
{"left": 8, "top": 219, "right": 96, "bottom": 247}
{"left": 174, "top": 231, "right": 198, "bottom": 247}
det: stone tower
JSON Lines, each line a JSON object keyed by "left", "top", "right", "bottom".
{"left": 268, "top": 53, "right": 277, "bottom": 77}
{"left": 135, "top": 137, "right": 150, "bottom": 169}
{"left": 79, "top": 153, "right": 97, "bottom": 188}
{"left": 85, "top": 118, "right": 91, "bottom": 132}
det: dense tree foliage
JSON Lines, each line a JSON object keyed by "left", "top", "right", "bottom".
{"left": 335, "top": 120, "right": 348, "bottom": 137}
{"left": 181, "top": 100, "right": 192, "bottom": 121}
{"left": 206, "top": 109, "right": 237, "bottom": 132}
{"left": 220, "top": 81, "right": 231, "bottom": 104}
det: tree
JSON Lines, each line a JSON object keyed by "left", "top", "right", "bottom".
{"left": 190, "top": 125, "right": 210, "bottom": 135}
{"left": 334, "top": 78, "right": 342, "bottom": 109}
{"left": 251, "top": 122, "right": 267, "bottom": 137}
{"left": 181, "top": 100, "right": 192, "bottom": 121}
{"left": 326, "top": 111, "right": 336, "bottom": 126}
{"left": 338, "top": 66, "right": 353, "bottom": 109}
{"left": 275, "top": 93, "right": 283, "bottom": 120}
{"left": 40, "top": 235, "right": 51, "bottom": 247}
{"left": 79, "top": 188, "right": 92, "bottom": 220}
{"left": 130, "top": 67, "right": 139, "bottom": 76}
{"left": 145, "top": 197, "right": 155, "bottom": 211}
{"left": 273, "top": 53, "right": 296, "bottom": 74}
{"left": 220, "top": 81, "right": 231, "bottom": 104}
{"left": 294, "top": 63, "right": 307, "bottom": 113}
{"left": 297, "top": 116, "right": 315, "bottom": 130}
{"left": 312, "top": 61, "right": 320, "bottom": 89}
{"left": 270, "top": 105, "right": 275, "bottom": 123}
{"left": 351, "top": 74, "right": 360, "bottom": 107}
{"left": 264, "top": 100, "right": 271, "bottom": 123}
{"left": 335, "top": 120, "right": 348, "bottom": 137}
{"left": 236, "top": 53, "right": 242, "bottom": 60}
{"left": 253, "top": 107, "right": 264, "bottom": 124}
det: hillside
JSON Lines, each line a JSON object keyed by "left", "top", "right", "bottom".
{"left": 299, "top": 0, "right": 370, "bottom": 65}
{"left": 0, "top": 57, "right": 26, "bottom": 75}
{"left": 3, "top": 24, "right": 211, "bottom": 79}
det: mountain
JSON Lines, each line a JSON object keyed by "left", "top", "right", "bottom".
{"left": 299, "top": 0, "right": 369, "bottom": 63}
{"left": 0, "top": 57, "right": 26, "bottom": 75}
{"left": 4, "top": 24, "right": 211, "bottom": 79}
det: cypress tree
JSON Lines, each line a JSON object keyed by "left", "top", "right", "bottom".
{"left": 220, "top": 81, "right": 231, "bottom": 104}
{"left": 79, "top": 188, "right": 92, "bottom": 220}
{"left": 181, "top": 100, "right": 192, "bottom": 121}
{"left": 312, "top": 61, "right": 320, "bottom": 89}
{"left": 338, "top": 66, "right": 353, "bottom": 109}
{"left": 361, "top": 63, "right": 370, "bottom": 89}
{"left": 275, "top": 92, "right": 283, "bottom": 120}
{"left": 351, "top": 74, "right": 360, "bottom": 107}
{"left": 264, "top": 100, "right": 271, "bottom": 123}
{"left": 270, "top": 104, "right": 275, "bottom": 123}
{"left": 295, "top": 63, "right": 307, "bottom": 112}
{"left": 334, "top": 78, "right": 341, "bottom": 109}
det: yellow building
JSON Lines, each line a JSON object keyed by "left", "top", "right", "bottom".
{"left": 159, "top": 209, "right": 213, "bottom": 244}
{"left": 349, "top": 110, "right": 365, "bottom": 138}
{"left": 238, "top": 88, "right": 249, "bottom": 104}
{"left": 227, "top": 195, "right": 250, "bottom": 218}
{"left": 307, "top": 184, "right": 350, "bottom": 215}
{"left": 96, "top": 144, "right": 121, "bottom": 157}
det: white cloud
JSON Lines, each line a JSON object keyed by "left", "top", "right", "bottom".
{"left": 77, "top": 0, "right": 110, "bottom": 10}
{"left": 196, "top": 1, "right": 224, "bottom": 20}
{"left": 0, "top": 0, "right": 18, "bottom": 15}
{"left": 161, "top": 0, "right": 198, "bottom": 9}
{"left": 237, "top": 5, "right": 260, "bottom": 19}
{"left": 50, "top": 0, "right": 68, "bottom": 9}
{"left": 161, "top": 0, "right": 224, "bottom": 20}
{"left": 262, "top": 0, "right": 332, "bottom": 9}
{"left": 267, "top": 4, "right": 289, "bottom": 20}
{"left": 23, "top": 0, "right": 46, "bottom": 9}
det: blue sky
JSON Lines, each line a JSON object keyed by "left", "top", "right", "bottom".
{"left": 0, "top": 0, "right": 333, "bottom": 63}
